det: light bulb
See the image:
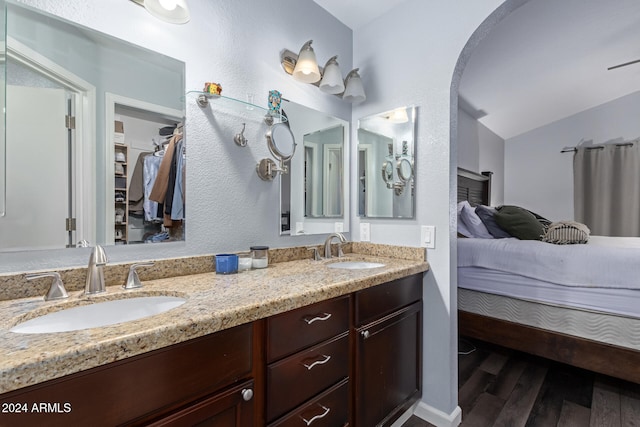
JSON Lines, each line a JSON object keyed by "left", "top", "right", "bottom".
{"left": 158, "top": 0, "right": 177, "bottom": 11}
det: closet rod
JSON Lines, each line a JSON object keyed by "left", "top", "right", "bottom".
{"left": 560, "top": 142, "right": 634, "bottom": 153}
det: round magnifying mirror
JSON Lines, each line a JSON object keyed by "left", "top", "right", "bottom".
{"left": 381, "top": 161, "right": 393, "bottom": 185}
{"left": 396, "top": 158, "right": 414, "bottom": 182}
{"left": 266, "top": 122, "right": 297, "bottom": 162}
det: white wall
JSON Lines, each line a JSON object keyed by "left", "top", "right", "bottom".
{"left": 505, "top": 90, "right": 640, "bottom": 221}
{"left": 351, "top": 0, "right": 520, "bottom": 422}
{"left": 458, "top": 107, "right": 505, "bottom": 205}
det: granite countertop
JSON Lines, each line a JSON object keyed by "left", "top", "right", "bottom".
{"left": 0, "top": 243, "right": 428, "bottom": 394}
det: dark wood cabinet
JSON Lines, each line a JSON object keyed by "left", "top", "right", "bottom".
{"left": 0, "top": 323, "right": 254, "bottom": 427}
{"left": 353, "top": 275, "right": 423, "bottom": 427}
{"left": 147, "top": 379, "right": 255, "bottom": 427}
{"left": 266, "top": 296, "right": 350, "bottom": 425}
{"left": 0, "top": 273, "right": 424, "bottom": 427}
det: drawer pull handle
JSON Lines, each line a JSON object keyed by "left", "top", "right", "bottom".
{"left": 303, "top": 354, "right": 331, "bottom": 370}
{"left": 361, "top": 330, "right": 370, "bottom": 339}
{"left": 301, "top": 404, "right": 330, "bottom": 425}
{"left": 303, "top": 312, "right": 332, "bottom": 324}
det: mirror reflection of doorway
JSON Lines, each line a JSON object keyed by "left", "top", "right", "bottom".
{"left": 3, "top": 85, "right": 73, "bottom": 250}
{"left": 323, "top": 144, "right": 342, "bottom": 217}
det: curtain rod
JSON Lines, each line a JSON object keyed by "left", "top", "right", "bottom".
{"left": 560, "top": 142, "right": 634, "bottom": 153}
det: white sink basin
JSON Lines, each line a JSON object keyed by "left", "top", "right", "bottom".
{"left": 327, "top": 261, "right": 385, "bottom": 270}
{"left": 10, "top": 296, "right": 186, "bottom": 334}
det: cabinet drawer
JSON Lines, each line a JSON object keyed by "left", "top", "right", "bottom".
{"left": 267, "top": 333, "right": 349, "bottom": 422}
{"left": 269, "top": 379, "right": 349, "bottom": 427}
{"left": 355, "top": 274, "right": 422, "bottom": 326}
{"left": 267, "top": 296, "right": 349, "bottom": 362}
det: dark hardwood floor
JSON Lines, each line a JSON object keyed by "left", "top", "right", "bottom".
{"left": 403, "top": 337, "right": 640, "bottom": 427}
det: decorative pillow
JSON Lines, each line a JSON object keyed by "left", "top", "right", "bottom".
{"left": 494, "top": 205, "right": 545, "bottom": 240}
{"left": 542, "top": 221, "right": 590, "bottom": 244}
{"left": 460, "top": 202, "right": 493, "bottom": 239}
{"left": 475, "top": 205, "right": 512, "bottom": 238}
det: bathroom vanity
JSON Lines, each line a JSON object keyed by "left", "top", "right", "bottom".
{"left": 0, "top": 244, "right": 427, "bottom": 426}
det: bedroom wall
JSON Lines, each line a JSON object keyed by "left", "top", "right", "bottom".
{"left": 504, "top": 89, "right": 640, "bottom": 222}
{"left": 458, "top": 107, "right": 505, "bottom": 205}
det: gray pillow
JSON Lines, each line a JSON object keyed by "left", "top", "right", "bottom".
{"left": 460, "top": 202, "right": 493, "bottom": 239}
{"left": 475, "top": 205, "right": 512, "bottom": 238}
{"left": 494, "top": 205, "right": 545, "bottom": 240}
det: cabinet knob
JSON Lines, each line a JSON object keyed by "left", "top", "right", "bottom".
{"left": 361, "top": 330, "right": 370, "bottom": 339}
{"left": 241, "top": 388, "right": 253, "bottom": 401}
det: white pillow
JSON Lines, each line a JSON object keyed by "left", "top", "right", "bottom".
{"left": 457, "top": 201, "right": 474, "bottom": 238}
{"left": 460, "top": 201, "right": 494, "bottom": 239}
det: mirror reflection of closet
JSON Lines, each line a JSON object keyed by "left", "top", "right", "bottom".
{"left": 358, "top": 106, "right": 416, "bottom": 219}
{"left": 0, "top": 0, "right": 185, "bottom": 252}
{"left": 107, "top": 95, "right": 184, "bottom": 246}
{"left": 279, "top": 102, "right": 349, "bottom": 236}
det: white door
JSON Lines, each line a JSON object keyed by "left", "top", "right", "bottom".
{"left": 323, "top": 144, "right": 343, "bottom": 217}
{"left": 1, "top": 85, "right": 68, "bottom": 251}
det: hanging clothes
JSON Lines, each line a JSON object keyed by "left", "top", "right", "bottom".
{"left": 149, "top": 134, "right": 180, "bottom": 204}
{"left": 171, "top": 138, "right": 186, "bottom": 220}
{"left": 129, "top": 151, "right": 153, "bottom": 215}
{"left": 143, "top": 154, "right": 163, "bottom": 222}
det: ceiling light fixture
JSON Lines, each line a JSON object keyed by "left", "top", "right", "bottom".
{"left": 281, "top": 41, "right": 365, "bottom": 103}
{"left": 129, "top": 0, "right": 190, "bottom": 24}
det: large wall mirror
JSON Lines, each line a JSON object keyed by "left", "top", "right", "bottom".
{"left": 0, "top": 0, "right": 185, "bottom": 252}
{"left": 358, "top": 106, "right": 416, "bottom": 218}
{"left": 280, "top": 101, "right": 349, "bottom": 236}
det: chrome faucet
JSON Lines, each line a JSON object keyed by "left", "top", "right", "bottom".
{"left": 85, "top": 245, "right": 108, "bottom": 295}
{"left": 324, "top": 233, "right": 347, "bottom": 258}
{"left": 26, "top": 272, "right": 69, "bottom": 301}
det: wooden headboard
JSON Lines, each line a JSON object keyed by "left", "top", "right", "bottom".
{"left": 457, "top": 168, "right": 492, "bottom": 206}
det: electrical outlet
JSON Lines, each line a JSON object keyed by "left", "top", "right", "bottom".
{"left": 360, "top": 223, "right": 371, "bottom": 242}
{"left": 334, "top": 222, "right": 344, "bottom": 233}
{"left": 421, "top": 225, "right": 435, "bottom": 249}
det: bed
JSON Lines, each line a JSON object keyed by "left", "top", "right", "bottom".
{"left": 456, "top": 168, "right": 640, "bottom": 384}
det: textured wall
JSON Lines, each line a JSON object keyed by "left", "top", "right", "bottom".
{"left": 1, "top": 0, "right": 351, "bottom": 272}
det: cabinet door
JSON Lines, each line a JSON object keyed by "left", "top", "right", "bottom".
{"left": 354, "top": 301, "right": 422, "bottom": 427}
{"left": 148, "top": 380, "right": 254, "bottom": 427}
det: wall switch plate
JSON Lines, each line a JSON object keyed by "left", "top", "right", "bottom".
{"left": 334, "top": 222, "right": 344, "bottom": 233}
{"left": 421, "top": 225, "right": 435, "bottom": 249}
{"left": 360, "top": 223, "right": 371, "bottom": 242}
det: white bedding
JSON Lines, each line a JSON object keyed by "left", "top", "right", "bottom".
{"left": 457, "top": 236, "right": 640, "bottom": 289}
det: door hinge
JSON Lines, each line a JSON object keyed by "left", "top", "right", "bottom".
{"left": 65, "top": 115, "right": 76, "bottom": 130}
{"left": 66, "top": 218, "right": 77, "bottom": 231}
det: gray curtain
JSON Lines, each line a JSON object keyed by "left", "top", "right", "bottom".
{"left": 574, "top": 142, "right": 640, "bottom": 236}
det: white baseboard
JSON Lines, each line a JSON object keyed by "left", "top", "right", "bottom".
{"left": 413, "top": 402, "right": 462, "bottom": 427}
{"left": 389, "top": 402, "right": 420, "bottom": 427}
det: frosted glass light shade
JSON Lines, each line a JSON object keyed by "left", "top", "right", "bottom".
{"left": 144, "top": 0, "right": 190, "bottom": 24}
{"left": 342, "top": 69, "right": 366, "bottom": 103}
{"left": 292, "top": 41, "right": 321, "bottom": 83}
{"left": 388, "top": 108, "right": 409, "bottom": 123}
{"left": 319, "top": 56, "right": 345, "bottom": 94}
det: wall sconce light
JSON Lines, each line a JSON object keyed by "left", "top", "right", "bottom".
{"left": 129, "top": 0, "right": 190, "bottom": 24}
{"left": 292, "top": 40, "right": 321, "bottom": 83}
{"left": 281, "top": 41, "right": 366, "bottom": 103}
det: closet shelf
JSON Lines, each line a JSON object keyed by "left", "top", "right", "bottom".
{"left": 186, "top": 91, "right": 287, "bottom": 123}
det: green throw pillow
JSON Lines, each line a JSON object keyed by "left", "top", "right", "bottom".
{"left": 494, "top": 206, "right": 545, "bottom": 240}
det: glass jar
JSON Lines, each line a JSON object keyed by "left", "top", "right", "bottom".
{"left": 250, "top": 246, "right": 269, "bottom": 269}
